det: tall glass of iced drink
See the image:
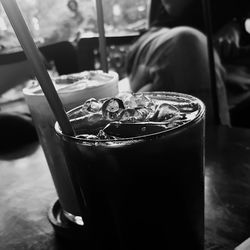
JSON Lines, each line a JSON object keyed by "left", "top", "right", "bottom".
{"left": 23, "top": 70, "right": 118, "bottom": 225}
{"left": 55, "top": 91, "right": 205, "bottom": 249}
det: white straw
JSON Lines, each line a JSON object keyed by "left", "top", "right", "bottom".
{"left": 0, "top": 0, "right": 94, "bottom": 222}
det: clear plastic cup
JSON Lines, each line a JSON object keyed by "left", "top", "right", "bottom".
{"left": 23, "top": 70, "right": 119, "bottom": 225}
{"left": 55, "top": 91, "right": 205, "bottom": 249}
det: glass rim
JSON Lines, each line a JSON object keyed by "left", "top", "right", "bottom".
{"left": 22, "top": 70, "right": 119, "bottom": 97}
{"left": 55, "top": 91, "right": 205, "bottom": 143}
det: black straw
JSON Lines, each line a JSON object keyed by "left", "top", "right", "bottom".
{"left": 95, "top": 0, "right": 109, "bottom": 73}
{"left": 202, "top": 0, "right": 220, "bottom": 125}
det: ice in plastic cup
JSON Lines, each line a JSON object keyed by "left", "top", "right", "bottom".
{"left": 23, "top": 70, "right": 119, "bottom": 225}
{"left": 55, "top": 91, "right": 205, "bottom": 249}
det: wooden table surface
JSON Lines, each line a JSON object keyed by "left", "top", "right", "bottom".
{"left": 1, "top": 125, "right": 250, "bottom": 249}
{"left": 205, "top": 126, "right": 250, "bottom": 249}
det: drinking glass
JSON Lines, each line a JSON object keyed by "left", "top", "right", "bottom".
{"left": 55, "top": 91, "right": 205, "bottom": 249}
{"left": 23, "top": 70, "right": 118, "bottom": 225}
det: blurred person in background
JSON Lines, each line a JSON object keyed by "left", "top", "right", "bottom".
{"left": 126, "top": 0, "right": 250, "bottom": 127}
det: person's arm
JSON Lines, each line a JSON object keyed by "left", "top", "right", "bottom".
{"left": 213, "top": 19, "right": 242, "bottom": 60}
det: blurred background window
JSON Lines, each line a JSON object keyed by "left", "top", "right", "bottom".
{"left": 0, "top": 0, "right": 150, "bottom": 49}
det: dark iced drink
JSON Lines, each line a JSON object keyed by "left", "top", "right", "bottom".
{"left": 55, "top": 91, "right": 205, "bottom": 249}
